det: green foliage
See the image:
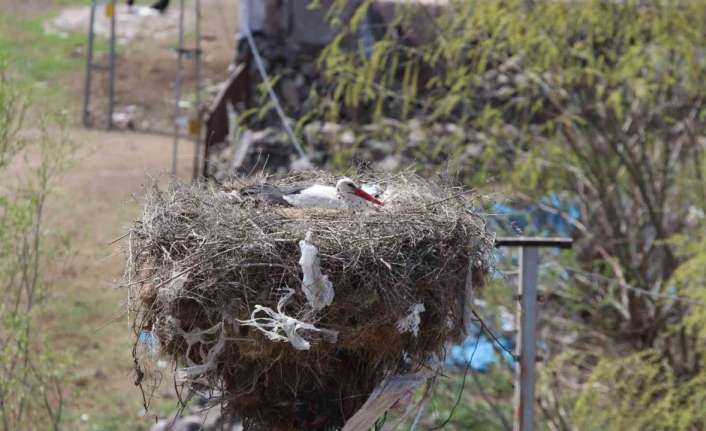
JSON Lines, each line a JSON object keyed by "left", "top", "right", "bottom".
{"left": 671, "top": 233, "right": 706, "bottom": 335}
{"left": 321, "top": 0, "right": 706, "bottom": 179}
{"left": 0, "top": 61, "right": 72, "bottom": 431}
{"left": 572, "top": 351, "right": 706, "bottom": 431}
{"left": 314, "top": 0, "right": 706, "bottom": 428}
{"left": 0, "top": 9, "right": 102, "bottom": 106}
{"left": 405, "top": 367, "right": 514, "bottom": 431}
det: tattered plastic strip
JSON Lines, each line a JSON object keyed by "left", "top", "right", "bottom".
{"left": 397, "top": 303, "right": 425, "bottom": 337}
{"left": 237, "top": 289, "right": 338, "bottom": 351}
{"left": 299, "top": 231, "right": 334, "bottom": 311}
{"left": 174, "top": 321, "right": 225, "bottom": 383}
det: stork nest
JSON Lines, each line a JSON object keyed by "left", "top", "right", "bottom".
{"left": 126, "top": 172, "right": 493, "bottom": 431}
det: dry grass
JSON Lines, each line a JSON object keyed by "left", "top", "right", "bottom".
{"left": 33, "top": 129, "right": 194, "bottom": 430}
{"left": 127, "top": 171, "right": 494, "bottom": 430}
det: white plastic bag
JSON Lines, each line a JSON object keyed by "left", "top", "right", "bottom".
{"left": 396, "top": 303, "right": 425, "bottom": 337}
{"left": 174, "top": 321, "right": 225, "bottom": 383}
{"left": 237, "top": 289, "right": 338, "bottom": 351}
{"left": 299, "top": 232, "right": 334, "bottom": 311}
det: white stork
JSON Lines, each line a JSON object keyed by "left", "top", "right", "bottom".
{"left": 242, "top": 177, "right": 384, "bottom": 209}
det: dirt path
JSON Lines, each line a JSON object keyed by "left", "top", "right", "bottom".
{"left": 55, "top": 0, "right": 238, "bottom": 132}
{"left": 0, "top": 0, "right": 237, "bottom": 426}
{"left": 43, "top": 128, "right": 193, "bottom": 430}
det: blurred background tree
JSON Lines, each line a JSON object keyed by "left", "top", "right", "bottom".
{"left": 312, "top": 0, "right": 706, "bottom": 428}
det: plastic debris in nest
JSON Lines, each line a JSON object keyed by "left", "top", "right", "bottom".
{"left": 237, "top": 288, "right": 338, "bottom": 351}
{"left": 299, "top": 231, "right": 334, "bottom": 311}
{"left": 173, "top": 321, "right": 225, "bottom": 384}
{"left": 397, "top": 303, "right": 425, "bottom": 337}
{"left": 126, "top": 171, "right": 494, "bottom": 430}
{"left": 138, "top": 330, "right": 158, "bottom": 352}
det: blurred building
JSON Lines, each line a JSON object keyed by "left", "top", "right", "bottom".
{"left": 203, "top": 0, "right": 450, "bottom": 177}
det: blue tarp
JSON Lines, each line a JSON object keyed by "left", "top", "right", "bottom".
{"left": 445, "top": 194, "right": 580, "bottom": 370}
{"left": 490, "top": 193, "right": 580, "bottom": 237}
{"left": 445, "top": 328, "right": 515, "bottom": 371}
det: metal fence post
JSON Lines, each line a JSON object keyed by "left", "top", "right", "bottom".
{"left": 192, "top": 0, "right": 202, "bottom": 179}
{"left": 82, "top": 0, "right": 97, "bottom": 127}
{"left": 494, "top": 237, "right": 572, "bottom": 431}
{"left": 107, "top": 0, "right": 117, "bottom": 129}
{"left": 513, "top": 246, "right": 539, "bottom": 431}
{"left": 172, "top": 0, "right": 186, "bottom": 176}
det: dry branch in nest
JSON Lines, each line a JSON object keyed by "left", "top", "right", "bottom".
{"left": 126, "top": 172, "right": 493, "bottom": 431}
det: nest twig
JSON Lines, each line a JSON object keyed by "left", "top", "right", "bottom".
{"left": 125, "top": 171, "right": 493, "bottom": 431}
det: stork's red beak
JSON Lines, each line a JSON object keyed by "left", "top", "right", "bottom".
{"left": 353, "top": 188, "right": 384, "bottom": 206}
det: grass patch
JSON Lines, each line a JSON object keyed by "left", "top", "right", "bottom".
{"left": 0, "top": 6, "right": 106, "bottom": 107}
{"left": 0, "top": 15, "right": 82, "bottom": 80}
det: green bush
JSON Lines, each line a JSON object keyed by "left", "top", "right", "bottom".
{"left": 0, "top": 62, "right": 71, "bottom": 431}
{"left": 315, "top": 1, "right": 706, "bottom": 429}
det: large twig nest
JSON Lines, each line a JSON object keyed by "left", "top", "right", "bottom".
{"left": 127, "top": 172, "right": 493, "bottom": 431}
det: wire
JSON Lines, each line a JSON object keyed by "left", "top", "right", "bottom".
{"left": 241, "top": 0, "right": 307, "bottom": 160}
{"left": 493, "top": 251, "right": 705, "bottom": 308}
{"left": 472, "top": 308, "right": 517, "bottom": 361}
{"left": 544, "top": 262, "right": 706, "bottom": 308}
{"left": 429, "top": 329, "right": 482, "bottom": 430}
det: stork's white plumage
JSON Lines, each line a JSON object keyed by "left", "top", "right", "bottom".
{"left": 282, "top": 184, "right": 341, "bottom": 208}
{"left": 283, "top": 177, "right": 384, "bottom": 209}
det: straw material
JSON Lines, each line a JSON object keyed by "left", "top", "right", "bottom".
{"left": 127, "top": 172, "right": 493, "bottom": 430}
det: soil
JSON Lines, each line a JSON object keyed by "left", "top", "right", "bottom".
{"left": 45, "top": 1, "right": 242, "bottom": 427}
{"left": 53, "top": 0, "right": 239, "bottom": 133}
{"left": 46, "top": 4, "right": 196, "bottom": 43}
{"left": 1, "top": 0, "right": 240, "bottom": 427}
{"left": 50, "top": 129, "right": 195, "bottom": 429}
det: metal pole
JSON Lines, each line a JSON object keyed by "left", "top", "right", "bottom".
{"left": 495, "top": 237, "right": 571, "bottom": 431}
{"left": 192, "top": 0, "right": 202, "bottom": 179}
{"left": 107, "top": 0, "right": 117, "bottom": 129}
{"left": 513, "top": 247, "right": 539, "bottom": 431}
{"left": 172, "top": 0, "right": 186, "bottom": 176}
{"left": 82, "top": 0, "right": 97, "bottom": 127}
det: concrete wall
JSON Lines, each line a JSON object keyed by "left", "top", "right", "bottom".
{"left": 288, "top": 0, "right": 362, "bottom": 46}
{"left": 239, "top": 0, "right": 448, "bottom": 47}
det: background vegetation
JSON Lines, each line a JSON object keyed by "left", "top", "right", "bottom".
{"left": 0, "top": 2, "right": 208, "bottom": 429}
{"left": 0, "top": 61, "right": 72, "bottom": 430}
{"left": 308, "top": 0, "right": 706, "bottom": 429}
{"left": 2, "top": 0, "right": 706, "bottom": 429}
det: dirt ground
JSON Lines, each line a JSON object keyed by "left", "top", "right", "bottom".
{"left": 1, "top": 1, "right": 235, "bottom": 428}
{"left": 38, "top": 129, "right": 195, "bottom": 429}
{"left": 46, "top": 4, "right": 197, "bottom": 43}
{"left": 53, "top": 0, "right": 239, "bottom": 133}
